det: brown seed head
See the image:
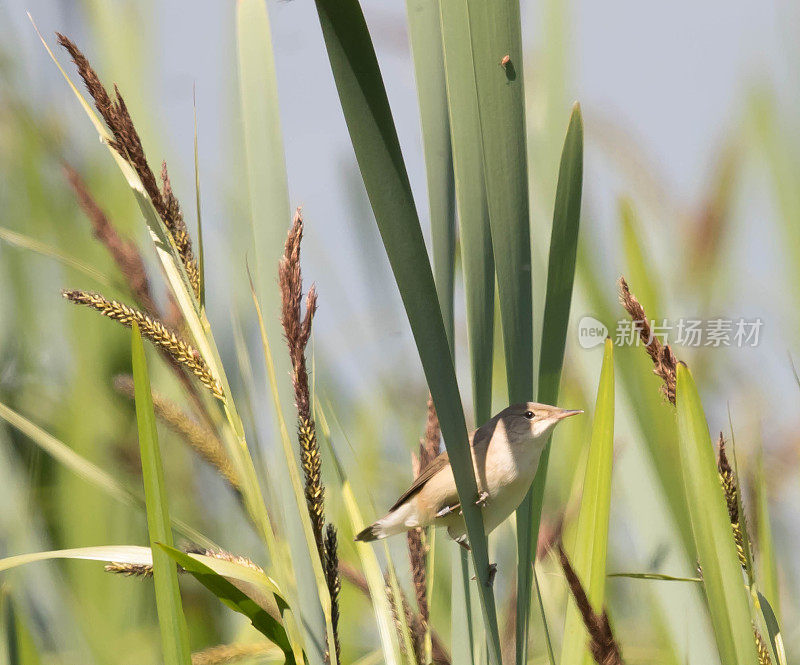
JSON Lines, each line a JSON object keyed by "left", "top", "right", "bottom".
{"left": 558, "top": 545, "right": 624, "bottom": 665}
{"left": 618, "top": 276, "right": 678, "bottom": 404}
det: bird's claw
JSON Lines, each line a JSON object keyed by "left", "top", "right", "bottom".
{"left": 475, "top": 491, "right": 489, "bottom": 508}
{"left": 471, "top": 563, "right": 498, "bottom": 586}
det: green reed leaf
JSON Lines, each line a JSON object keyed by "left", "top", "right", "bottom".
{"left": 406, "top": 0, "right": 456, "bottom": 347}
{"left": 439, "top": 0, "right": 494, "bottom": 424}
{"left": 675, "top": 364, "right": 759, "bottom": 665}
{"left": 520, "top": 106, "right": 583, "bottom": 663}
{"left": 158, "top": 545, "right": 295, "bottom": 664}
{"left": 131, "top": 323, "right": 191, "bottom": 665}
{"left": 311, "top": 2, "right": 502, "bottom": 662}
{"left": 559, "top": 339, "right": 614, "bottom": 665}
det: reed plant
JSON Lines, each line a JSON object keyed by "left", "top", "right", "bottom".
{"left": 0, "top": 3, "right": 795, "bottom": 665}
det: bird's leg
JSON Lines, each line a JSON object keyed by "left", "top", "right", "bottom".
{"left": 435, "top": 502, "right": 461, "bottom": 519}
{"left": 475, "top": 491, "right": 489, "bottom": 508}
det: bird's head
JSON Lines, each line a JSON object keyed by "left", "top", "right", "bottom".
{"left": 498, "top": 402, "right": 583, "bottom": 443}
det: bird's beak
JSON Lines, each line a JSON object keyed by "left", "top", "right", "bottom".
{"left": 554, "top": 409, "right": 583, "bottom": 421}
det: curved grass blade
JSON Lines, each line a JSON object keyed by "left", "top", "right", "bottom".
{"left": 159, "top": 545, "right": 295, "bottom": 664}
{"left": 559, "top": 338, "right": 614, "bottom": 665}
{"left": 406, "top": 0, "right": 456, "bottom": 347}
{"left": 519, "top": 106, "right": 583, "bottom": 662}
{"left": 311, "top": 2, "right": 502, "bottom": 661}
{"left": 131, "top": 323, "right": 191, "bottom": 665}
{"left": 0, "top": 226, "right": 116, "bottom": 289}
{"left": 675, "top": 364, "right": 759, "bottom": 665}
{"left": 607, "top": 573, "right": 701, "bottom": 583}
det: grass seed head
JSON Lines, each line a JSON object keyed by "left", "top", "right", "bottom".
{"left": 618, "top": 276, "right": 678, "bottom": 404}
{"left": 63, "top": 290, "right": 223, "bottom": 400}
{"left": 558, "top": 544, "right": 624, "bottom": 665}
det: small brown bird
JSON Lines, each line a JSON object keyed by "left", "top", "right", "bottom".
{"left": 356, "top": 402, "right": 582, "bottom": 547}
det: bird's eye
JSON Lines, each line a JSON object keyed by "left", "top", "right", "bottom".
{"left": 524, "top": 410, "right": 535, "bottom": 420}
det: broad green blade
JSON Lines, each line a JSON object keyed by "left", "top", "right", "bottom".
{"left": 438, "top": 3, "right": 492, "bottom": 652}
{"left": 311, "top": 2, "right": 502, "bottom": 662}
{"left": 439, "top": 0, "right": 494, "bottom": 423}
{"left": 675, "top": 364, "right": 759, "bottom": 665}
{"left": 461, "top": 0, "right": 532, "bottom": 403}
{"left": 131, "top": 323, "right": 191, "bottom": 665}
{"left": 159, "top": 546, "right": 294, "bottom": 663}
{"left": 520, "top": 106, "right": 584, "bottom": 662}
{"left": 406, "top": 0, "right": 456, "bottom": 347}
{"left": 560, "top": 338, "right": 614, "bottom": 665}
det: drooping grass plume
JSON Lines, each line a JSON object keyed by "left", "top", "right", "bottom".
{"left": 278, "top": 210, "right": 340, "bottom": 660}
{"left": 717, "top": 433, "right": 748, "bottom": 568}
{"left": 619, "top": 276, "right": 678, "bottom": 403}
{"left": 557, "top": 545, "right": 624, "bottom": 665}
{"left": 56, "top": 33, "right": 200, "bottom": 299}
{"left": 279, "top": 209, "right": 323, "bottom": 551}
{"left": 190, "top": 642, "right": 276, "bottom": 665}
{"left": 114, "top": 375, "right": 237, "bottom": 489}
{"left": 323, "top": 524, "right": 341, "bottom": 665}
{"left": 63, "top": 290, "right": 223, "bottom": 399}
{"left": 64, "top": 164, "right": 159, "bottom": 317}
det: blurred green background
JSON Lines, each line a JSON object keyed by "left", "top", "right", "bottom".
{"left": 1, "top": 0, "right": 799, "bottom": 663}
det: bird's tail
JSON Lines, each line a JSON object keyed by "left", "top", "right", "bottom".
{"left": 355, "top": 505, "right": 414, "bottom": 542}
{"left": 354, "top": 522, "right": 384, "bottom": 542}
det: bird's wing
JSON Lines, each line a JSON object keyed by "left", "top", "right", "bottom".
{"left": 389, "top": 452, "right": 451, "bottom": 512}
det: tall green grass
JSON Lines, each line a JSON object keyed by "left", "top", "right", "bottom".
{"left": 0, "top": 2, "right": 795, "bottom": 665}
